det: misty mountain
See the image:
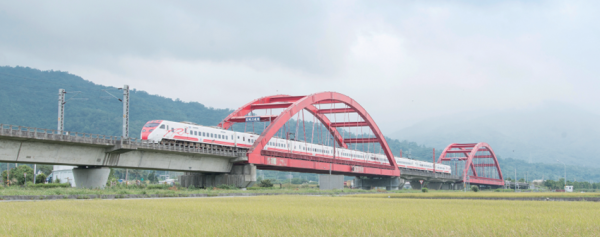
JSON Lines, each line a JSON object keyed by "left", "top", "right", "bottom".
{"left": 391, "top": 102, "right": 600, "bottom": 168}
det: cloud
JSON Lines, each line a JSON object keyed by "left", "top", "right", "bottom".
{"left": 0, "top": 0, "right": 599, "bottom": 133}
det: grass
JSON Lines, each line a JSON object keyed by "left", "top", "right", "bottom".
{"left": 354, "top": 192, "right": 600, "bottom": 199}
{"left": 0, "top": 196, "right": 598, "bottom": 236}
{"left": 0, "top": 185, "right": 377, "bottom": 197}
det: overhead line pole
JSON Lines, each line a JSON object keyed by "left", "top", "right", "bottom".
{"left": 122, "top": 85, "right": 129, "bottom": 139}
{"left": 58, "top": 89, "right": 66, "bottom": 133}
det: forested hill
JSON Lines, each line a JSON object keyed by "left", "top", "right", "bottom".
{"left": 0, "top": 66, "right": 436, "bottom": 160}
{"left": 1, "top": 66, "right": 599, "bottom": 182}
{"left": 0, "top": 66, "right": 232, "bottom": 136}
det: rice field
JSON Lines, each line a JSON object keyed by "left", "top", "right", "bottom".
{"left": 356, "top": 192, "right": 600, "bottom": 199}
{"left": 0, "top": 196, "right": 599, "bottom": 236}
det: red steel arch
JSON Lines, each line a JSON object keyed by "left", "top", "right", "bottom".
{"left": 218, "top": 92, "right": 399, "bottom": 177}
{"left": 437, "top": 142, "right": 504, "bottom": 186}
{"left": 218, "top": 94, "right": 348, "bottom": 149}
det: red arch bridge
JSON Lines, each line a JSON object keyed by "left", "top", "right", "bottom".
{"left": 211, "top": 92, "right": 504, "bottom": 190}
{"left": 0, "top": 91, "right": 504, "bottom": 190}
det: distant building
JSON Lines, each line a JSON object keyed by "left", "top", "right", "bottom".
{"left": 49, "top": 165, "right": 76, "bottom": 187}
{"left": 565, "top": 186, "right": 573, "bottom": 192}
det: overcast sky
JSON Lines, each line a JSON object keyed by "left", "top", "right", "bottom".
{"left": 1, "top": 1, "right": 598, "bottom": 133}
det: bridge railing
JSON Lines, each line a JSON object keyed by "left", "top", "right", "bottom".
{"left": 0, "top": 124, "right": 244, "bottom": 157}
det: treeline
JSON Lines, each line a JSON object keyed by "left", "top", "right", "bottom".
{"left": 542, "top": 179, "right": 598, "bottom": 190}
{"left": 498, "top": 158, "right": 600, "bottom": 183}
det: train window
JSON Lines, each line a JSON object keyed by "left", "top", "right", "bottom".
{"left": 159, "top": 125, "right": 165, "bottom": 129}
{"left": 166, "top": 126, "right": 169, "bottom": 130}
{"left": 243, "top": 137, "right": 245, "bottom": 141}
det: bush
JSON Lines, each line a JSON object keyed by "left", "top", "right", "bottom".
{"left": 421, "top": 188, "right": 428, "bottom": 193}
{"left": 471, "top": 186, "right": 479, "bottom": 192}
{"left": 27, "top": 183, "right": 71, "bottom": 188}
{"left": 258, "top": 179, "right": 274, "bottom": 188}
{"left": 146, "top": 184, "right": 170, "bottom": 190}
{"left": 35, "top": 173, "right": 47, "bottom": 184}
{"left": 217, "top": 184, "right": 237, "bottom": 190}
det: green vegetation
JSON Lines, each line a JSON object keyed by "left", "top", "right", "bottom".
{"left": 354, "top": 192, "right": 600, "bottom": 199}
{"left": 258, "top": 179, "right": 274, "bottom": 188}
{"left": 471, "top": 185, "right": 479, "bottom": 192}
{"left": 0, "top": 196, "right": 598, "bottom": 236}
{"left": 0, "top": 183, "right": 375, "bottom": 197}
{"left": 1, "top": 165, "right": 34, "bottom": 185}
{"left": 542, "top": 179, "right": 598, "bottom": 190}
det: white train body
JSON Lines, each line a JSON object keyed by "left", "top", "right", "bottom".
{"left": 141, "top": 120, "right": 451, "bottom": 174}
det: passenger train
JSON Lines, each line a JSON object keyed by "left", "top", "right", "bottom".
{"left": 141, "top": 120, "right": 451, "bottom": 174}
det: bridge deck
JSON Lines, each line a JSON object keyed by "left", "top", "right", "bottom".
{"left": 0, "top": 124, "right": 242, "bottom": 172}
{"left": 0, "top": 124, "right": 244, "bottom": 158}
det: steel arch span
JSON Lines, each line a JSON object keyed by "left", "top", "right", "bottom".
{"left": 437, "top": 143, "right": 504, "bottom": 186}
{"left": 218, "top": 92, "right": 400, "bottom": 177}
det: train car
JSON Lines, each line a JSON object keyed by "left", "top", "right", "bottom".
{"left": 141, "top": 120, "right": 452, "bottom": 174}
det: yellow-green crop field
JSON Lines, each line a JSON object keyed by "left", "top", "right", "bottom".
{"left": 1, "top": 196, "right": 599, "bottom": 236}
{"left": 354, "top": 192, "right": 600, "bottom": 199}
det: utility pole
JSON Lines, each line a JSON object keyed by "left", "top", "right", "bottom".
{"left": 58, "top": 89, "right": 66, "bottom": 133}
{"left": 122, "top": 85, "right": 129, "bottom": 138}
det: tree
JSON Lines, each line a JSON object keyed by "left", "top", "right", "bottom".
{"left": 1, "top": 165, "right": 35, "bottom": 185}
{"left": 37, "top": 165, "right": 53, "bottom": 175}
{"left": 35, "top": 173, "right": 47, "bottom": 184}
{"left": 147, "top": 171, "right": 158, "bottom": 183}
{"left": 258, "top": 179, "right": 273, "bottom": 188}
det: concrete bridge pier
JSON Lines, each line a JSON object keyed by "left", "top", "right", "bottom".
{"left": 355, "top": 177, "right": 402, "bottom": 190}
{"left": 180, "top": 164, "right": 256, "bottom": 189}
{"left": 319, "top": 174, "right": 344, "bottom": 190}
{"left": 409, "top": 180, "right": 423, "bottom": 190}
{"left": 426, "top": 182, "right": 455, "bottom": 190}
{"left": 73, "top": 166, "right": 111, "bottom": 189}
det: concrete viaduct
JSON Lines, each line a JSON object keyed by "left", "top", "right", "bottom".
{"left": 0, "top": 124, "right": 467, "bottom": 190}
